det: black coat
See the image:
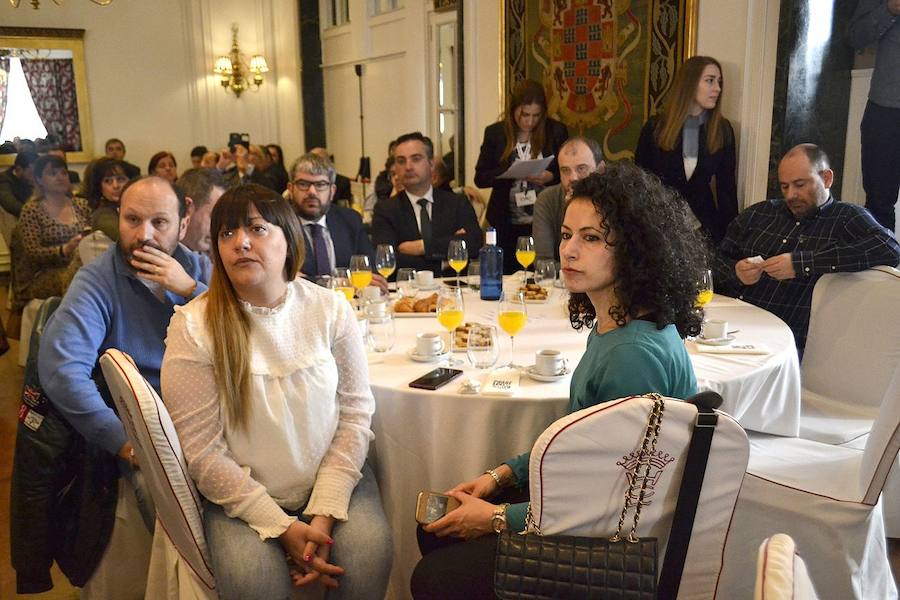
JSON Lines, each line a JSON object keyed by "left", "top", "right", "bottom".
{"left": 10, "top": 298, "right": 119, "bottom": 593}
{"left": 371, "top": 187, "right": 482, "bottom": 274}
{"left": 635, "top": 116, "right": 738, "bottom": 243}
{"left": 475, "top": 118, "right": 569, "bottom": 234}
{"left": 300, "top": 204, "right": 375, "bottom": 278}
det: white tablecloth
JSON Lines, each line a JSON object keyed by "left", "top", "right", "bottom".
{"left": 369, "top": 287, "right": 800, "bottom": 599}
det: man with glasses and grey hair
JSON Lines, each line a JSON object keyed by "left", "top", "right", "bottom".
{"left": 288, "top": 152, "right": 386, "bottom": 290}
{"left": 532, "top": 136, "right": 605, "bottom": 262}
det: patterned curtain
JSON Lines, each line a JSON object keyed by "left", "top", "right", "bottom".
{"left": 0, "top": 58, "right": 9, "bottom": 134}
{"left": 20, "top": 58, "right": 82, "bottom": 151}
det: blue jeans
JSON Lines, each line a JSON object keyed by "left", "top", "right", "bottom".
{"left": 204, "top": 462, "right": 392, "bottom": 600}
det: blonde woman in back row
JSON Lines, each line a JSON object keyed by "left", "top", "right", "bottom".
{"left": 161, "top": 183, "right": 391, "bottom": 599}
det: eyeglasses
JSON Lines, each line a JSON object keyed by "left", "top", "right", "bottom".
{"left": 102, "top": 175, "right": 128, "bottom": 185}
{"left": 292, "top": 179, "right": 331, "bottom": 192}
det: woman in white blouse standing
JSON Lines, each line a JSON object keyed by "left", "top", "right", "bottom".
{"left": 161, "top": 184, "right": 391, "bottom": 599}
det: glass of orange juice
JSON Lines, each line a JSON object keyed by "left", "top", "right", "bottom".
{"left": 697, "top": 269, "right": 714, "bottom": 307}
{"left": 437, "top": 285, "right": 465, "bottom": 365}
{"left": 447, "top": 238, "right": 468, "bottom": 289}
{"left": 516, "top": 235, "right": 535, "bottom": 286}
{"left": 330, "top": 267, "right": 355, "bottom": 302}
{"left": 350, "top": 254, "right": 373, "bottom": 297}
{"left": 498, "top": 290, "right": 527, "bottom": 368}
{"left": 375, "top": 244, "right": 396, "bottom": 282}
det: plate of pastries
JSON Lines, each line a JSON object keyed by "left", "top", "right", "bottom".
{"left": 519, "top": 283, "right": 550, "bottom": 303}
{"left": 392, "top": 293, "right": 438, "bottom": 316}
{"left": 453, "top": 322, "right": 494, "bottom": 351}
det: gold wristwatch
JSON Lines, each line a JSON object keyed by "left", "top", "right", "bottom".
{"left": 491, "top": 503, "right": 510, "bottom": 534}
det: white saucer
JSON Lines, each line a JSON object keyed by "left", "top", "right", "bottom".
{"left": 407, "top": 348, "right": 450, "bottom": 362}
{"left": 695, "top": 335, "right": 736, "bottom": 347}
{"left": 524, "top": 365, "right": 570, "bottom": 382}
{"left": 414, "top": 282, "right": 441, "bottom": 292}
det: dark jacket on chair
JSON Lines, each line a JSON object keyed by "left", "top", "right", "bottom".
{"left": 10, "top": 298, "right": 119, "bottom": 593}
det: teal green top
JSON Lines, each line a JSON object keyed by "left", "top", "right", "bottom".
{"left": 504, "top": 319, "right": 697, "bottom": 531}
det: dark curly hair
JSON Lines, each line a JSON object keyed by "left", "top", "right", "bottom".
{"left": 565, "top": 163, "right": 708, "bottom": 338}
{"left": 81, "top": 157, "right": 126, "bottom": 208}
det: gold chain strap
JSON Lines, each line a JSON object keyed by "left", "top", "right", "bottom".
{"left": 610, "top": 393, "right": 665, "bottom": 543}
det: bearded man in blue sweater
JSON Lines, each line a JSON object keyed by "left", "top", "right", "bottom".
{"left": 37, "top": 175, "right": 210, "bottom": 597}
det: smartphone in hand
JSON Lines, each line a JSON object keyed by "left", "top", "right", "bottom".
{"left": 415, "top": 491, "right": 461, "bottom": 524}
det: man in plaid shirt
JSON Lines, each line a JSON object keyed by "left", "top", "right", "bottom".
{"left": 713, "top": 144, "right": 899, "bottom": 354}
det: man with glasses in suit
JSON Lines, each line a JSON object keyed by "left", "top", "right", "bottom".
{"left": 288, "top": 152, "right": 386, "bottom": 291}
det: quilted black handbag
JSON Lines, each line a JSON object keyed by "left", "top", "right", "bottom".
{"left": 494, "top": 392, "right": 722, "bottom": 600}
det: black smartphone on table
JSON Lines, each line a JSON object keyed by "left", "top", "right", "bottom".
{"left": 409, "top": 367, "right": 463, "bottom": 391}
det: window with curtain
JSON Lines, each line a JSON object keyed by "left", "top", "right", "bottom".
{"left": 0, "top": 56, "right": 49, "bottom": 146}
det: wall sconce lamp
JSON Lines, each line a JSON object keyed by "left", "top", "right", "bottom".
{"left": 212, "top": 24, "right": 269, "bottom": 97}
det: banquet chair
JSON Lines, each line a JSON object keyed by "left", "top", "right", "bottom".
{"left": 799, "top": 266, "right": 900, "bottom": 445}
{"left": 100, "top": 349, "right": 320, "bottom": 600}
{"left": 78, "top": 229, "right": 114, "bottom": 265}
{"left": 718, "top": 366, "right": 900, "bottom": 599}
{"left": 525, "top": 393, "right": 749, "bottom": 599}
{"left": 797, "top": 266, "right": 900, "bottom": 536}
{"left": 754, "top": 534, "right": 819, "bottom": 600}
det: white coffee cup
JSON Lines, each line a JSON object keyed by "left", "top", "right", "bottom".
{"left": 702, "top": 319, "right": 728, "bottom": 340}
{"left": 361, "top": 286, "right": 382, "bottom": 302}
{"left": 415, "top": 332, "right": 445, "bottom": 356}
{"left": 535, "top": 349, "right": 567, "bottom": 376}
{"left": 364, "top": 299, "right": 387, "bottom": 318}
{"left": 416, "top": 270, "right": 435, "bottom": 288}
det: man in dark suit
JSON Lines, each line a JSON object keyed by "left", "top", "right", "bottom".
{"left": 372, "top": 131, "right": 482, "bottom": 274}
{"left": 288, "top": 152, "right": 387, "bottom": 291}
{"left": 104, "top": 138, "right": 141, "bottom": 180}
{"left": 310, "top": 147, "right": 353, "bottom": 206}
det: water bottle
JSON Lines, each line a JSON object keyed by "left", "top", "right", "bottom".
{"left": 479, "top": 228, "right": 503, "bottom": 301}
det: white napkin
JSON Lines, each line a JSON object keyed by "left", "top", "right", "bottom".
{"left": 481, "top": 368, "right": 521, "bottom": 396}
{"left": 695, "top": 342, "right": 770, "bottom": 355}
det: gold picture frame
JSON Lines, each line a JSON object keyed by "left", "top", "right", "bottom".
{"left": 502, "top": 0, "right": 699, "bottom": 161}
{"left": 0, "top": 27, "right": 94, "bottom": 166}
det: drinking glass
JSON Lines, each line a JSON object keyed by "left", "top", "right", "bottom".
{"left": 330, "top": 268, "right": 354, "bottom": 302}
{"left": 497, "top": 290, "right": 528, "bottom": 368}
{"left": 516, "top": 236, "right": 535, "bottom": 285}
{"left": 375, "top": 244, "right": 396, "bottom": 283}
{"left": 397, "top": 268, "right": 417, "bottom": 298}
{"left": 447, "top": 238, "right": 468, "bottom": 289}
{"left": 467, "top": 259, "right": 481, "bottom": 291}
{"left": 697, "top": 269, "right": 714, "bottom": 307}
{"left": 367, "top": 315, "right": 395, "bottom": 353}
{"left": 467, "top": 324, "right": 499, "bottom": 371}
{"left": 436, "top": 285, "right": 465, "bottom": 366}
{"left": 350, "top": 254, "right": 373, "bottom": 294}
{"left": 534, "top": 258, "right": 557, "bottom": 291}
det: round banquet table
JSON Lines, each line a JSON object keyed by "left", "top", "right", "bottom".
{"left": 367, "top": 284, "right": 800, "bottom": 599}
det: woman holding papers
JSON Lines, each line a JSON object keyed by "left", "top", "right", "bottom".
{"left": 635, "top": 55, "right": 738, "bottom": 243}
{"left": 411, "top": 163, "right": 705, "bottom": 599}
{"left": 475, "top": 79, "right": 568, "bottom": 273}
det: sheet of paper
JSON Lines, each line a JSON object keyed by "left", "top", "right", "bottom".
{"left": 496, "top": 156, "right": 555, "bottom": 180}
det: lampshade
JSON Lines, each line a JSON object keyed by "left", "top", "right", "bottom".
{"left": 249, "top": 55, "right": 269, "bottom": 74}
{"left": 213, "top": 56, "right": 233, "bottom": 75}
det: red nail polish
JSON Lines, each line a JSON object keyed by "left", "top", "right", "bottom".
{"left": 327, "top": 538, "right": 334, "bottom": 545}
{"left": 303, "top": 554, "right": 311, "bottom": 562}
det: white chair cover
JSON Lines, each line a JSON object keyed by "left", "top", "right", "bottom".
{"left": 78, "top": 229, "right": 113, "bottom": 266}
{"left": 527, "top": 395, "right": 749, "bottom": 600}
{"left": 719, "top": 367, "right": 900, "bottom": 599}
{"left": 800, "top": 266, "right": 900, "bottom": 444}
{"left": 753, "top": 534, "right": 819, "bottom": 600}
{"left": 18, "top": 297, "right": 45, "bottom": 367}
{"left": 100, "top": 349, "right": 217, "bottom": 600}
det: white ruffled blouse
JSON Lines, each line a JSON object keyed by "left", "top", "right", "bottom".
{"left": 161, "top": 278, "right": 375, "bottom": 540}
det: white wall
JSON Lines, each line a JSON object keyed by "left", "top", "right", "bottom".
{"left": 0, "top": 0, "right": 302, "bottom": 173}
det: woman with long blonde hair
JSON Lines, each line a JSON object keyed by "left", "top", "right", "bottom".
{"left": 475, "top": 79, "right": 569, "bottom": 272}
{"left": 161, "top": 184, "right": 391, "bottom": 599}
{"left": 635, "top": 55, "right": 738, "bottom": 243}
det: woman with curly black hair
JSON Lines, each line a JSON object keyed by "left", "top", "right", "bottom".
{"left": 410, "top": 162, "right": 706, "bottom": 600}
